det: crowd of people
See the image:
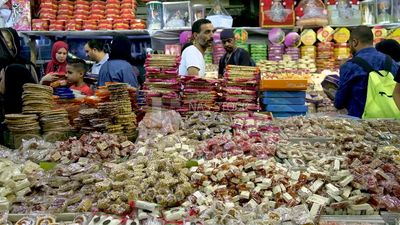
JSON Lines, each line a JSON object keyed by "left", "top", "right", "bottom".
{"left": 179, "top": 19, "right": 254, "bottom": 78}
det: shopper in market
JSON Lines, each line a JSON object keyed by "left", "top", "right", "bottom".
{"left": 0, "top": 28, "right": 39, "bottom": 144}
{"left": 66, "top": 58, "right": 94, "bottom": 96}
{"left": 375, "top": 39, "right": 400, "bottom": 63}
{"left": 218, "top": 29, "right": 253, "bottom": 78}
{"left": 0, "top": 27, "right": 39, "bottom": 114}
{"left": 98, "top": 34, "right": 139, "bottom": 88}
{"left": 179, "top": 18, "right": 214, "bottom": 77}
{"left": 334, "top": 26, "right": 399, "bottom": 118}
{"left": 84, "top": 39, "right": 109, "bottom": 75}
{"left": 375, "top": 39, "right": 400, "bottom": 110}
{"left": 41, "top": 40, "right": 69, "bottom": 84}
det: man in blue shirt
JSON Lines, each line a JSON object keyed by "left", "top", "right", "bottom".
{"left": 98, "top": 34, "right": 139, "bottom": 88}
{"left": 335, "top": 26, "right": 399, "bottom": 118}
{"left": 84, "top": 40, "right": 109, "bottom": 75}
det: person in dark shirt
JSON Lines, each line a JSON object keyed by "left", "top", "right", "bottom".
{"left": 98, "top": 34, "right": 139, "bottom": 88}
{"left": 375, "top": 39, "right": 400, "bottom": 63}
{"left": 0, "top": 28, "right": 38, "bottom": 114}
{"left": 375, "top": 39, "right": 400, "bottom": 110}
{"left": 218, "top": 29, "right": 253, "bottom": 78}
{"left": 0, "top": 28, "right": 38, "bottom": 144}
{"left": 335, "top": 26, "right": 399, "bottom": 118}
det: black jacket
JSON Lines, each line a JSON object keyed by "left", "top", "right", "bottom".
{"left": 218, "top": 48, "right": 252, "bottom": 77}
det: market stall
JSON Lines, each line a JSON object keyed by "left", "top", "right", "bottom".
{"left": 0, "top": 0, "right": 400, "bottom": 224}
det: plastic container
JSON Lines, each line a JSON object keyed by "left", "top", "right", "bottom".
{"left": 361, "top": 0, "right": 376, "bottom": 25}
{"left": 192, "top": 4, "right": 205, "bottom": 22}
{"left": 147, "top": 1, "right": 163, "bottom": 30}
{"left": 394, "top": 0, "right": 400, "bottom": 22}
{"left": 163, "top": 1, "right": 191, "bottom": 29}
{"left": 377, "top": 0, "right": 393, "bottom": 24}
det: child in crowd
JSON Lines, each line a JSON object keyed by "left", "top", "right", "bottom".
{"left": 66, "top": 59, "right": 94, "bottom": 96}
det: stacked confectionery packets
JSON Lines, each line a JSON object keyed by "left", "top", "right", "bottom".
{"left": 143, "top": 54, "right": 181, "bottom": 111}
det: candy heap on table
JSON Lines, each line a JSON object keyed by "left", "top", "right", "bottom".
{"left": 73, "top": 83, "right": 137, "bottom": 139}
{"left": 3, "top": 113, "right": 400, "bottom": 225}
{"left": 143, "top": 54, "right": 181, "bottom": 111}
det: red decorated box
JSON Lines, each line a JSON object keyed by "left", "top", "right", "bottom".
{"left": 259, "top": 0, "right": 295, "bottom": 27}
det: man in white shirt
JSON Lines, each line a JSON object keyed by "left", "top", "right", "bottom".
{"left": 179, "top": 19, "right": 214, "bottom": 77}
{"left": 84, "top": 40, "right": 109, "bottom": 75}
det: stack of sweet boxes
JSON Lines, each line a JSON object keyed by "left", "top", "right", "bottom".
{"left": 262, "top": 91, "right": 308, "bottom": 117}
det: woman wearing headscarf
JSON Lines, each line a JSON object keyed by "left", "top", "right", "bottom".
{"left": 98, "top": 34, "right": 139, "bottom": 87}
{"left": 0, "top": 27, "right": 38, "bottom": 114}
{"left": 41, "top": 41, "right": 68, "bottom": 84}
{"left": 375, "top": 39, "right": 400, "bottom": 63}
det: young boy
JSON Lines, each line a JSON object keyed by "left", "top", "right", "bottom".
{"left": 66, "top": 59, "right": 94, "bottom": 96}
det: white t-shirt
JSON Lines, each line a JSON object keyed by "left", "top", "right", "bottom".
{"left": 178, "top": 45, "right": 205, "bottom": 77}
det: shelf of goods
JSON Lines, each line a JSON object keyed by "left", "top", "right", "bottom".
{"left": 18, "top": 30, "right": 151, "bottom": 38}
{"left": 0, "top": 108, "right": 400, "bottom": 225}
{"left": 17, "top": 24, "right": 400, "bottom": 54}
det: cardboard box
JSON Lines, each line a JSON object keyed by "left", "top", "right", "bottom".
{"left": 260, "top": 79, "right": 308, "bottom": 91}
{"left": 259, "top": 0, "right": 295, "bottom": 27}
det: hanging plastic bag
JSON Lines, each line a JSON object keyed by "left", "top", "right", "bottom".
{"left": 267, "top": 0, "right": 293, "bottom": 23}
{"left": 206, "top": 0, "right": 233, "bottom": 28}
{"left": 295, "top": 0, "right": 329, "bottom": 26}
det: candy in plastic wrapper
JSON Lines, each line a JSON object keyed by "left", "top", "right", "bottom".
{"left": 15, "top": 216, "right": 36, "bottom": 225}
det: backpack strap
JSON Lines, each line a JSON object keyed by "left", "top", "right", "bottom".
{"left": 351, "top": 57, "right": 386, "bottom": 77}
{"left": 384, "top": 55, "right": 393, "bottom": 72}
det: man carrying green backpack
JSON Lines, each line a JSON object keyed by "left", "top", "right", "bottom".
{"left": 334, "top": 26, "right": 400, "bottom": 119}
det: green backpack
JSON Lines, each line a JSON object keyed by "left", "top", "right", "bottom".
{"left": 352, "top": 56, "right": 400, "bottom": 119}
